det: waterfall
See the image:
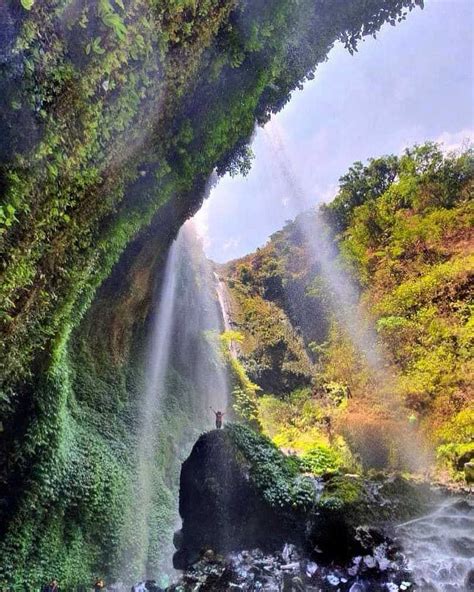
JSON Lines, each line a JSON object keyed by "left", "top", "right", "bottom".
{"left": 215, "top": 273, "right": 239, "bottom": 359}
{"left": 121, "top": 221, "right": 230, "bottom": 582}
{"left": 121, "top": 232, "right": 181, "bottom": 581}
{"left": 264, "top": 122, "right": 428, "bottom": 472}
{"left": 265, "top": 122, "right": 383, "bottom": 369}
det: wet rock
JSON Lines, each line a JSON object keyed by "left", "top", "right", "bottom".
{"left": 455, "top": 449, "right": 474, "bottom": 471}
{"left": 173, "top": 429, "right": 307, "bottom": 569}
{"left": 305, "top": 562, "right": 318, "bottom": 577}
{"left": 464, "top": 460, "right": 474, "bottom": 484}
{"left": 348, "top": 583, "right": 366, "bottom": 592}
{"left": 167, "top": 540, "right": 417, "bottom": 592}
{"left": 173, "top": 528, "right": 183, "bottom": 550}
{"left": 282, "top": 574, "right": 305, "bottom": 591}
{"left": 465, "top": 569, "right": 474, "bottom": 589}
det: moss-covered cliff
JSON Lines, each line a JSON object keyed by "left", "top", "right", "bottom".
{"left": 0, "top": 0, "right": 423, "bottom": 586}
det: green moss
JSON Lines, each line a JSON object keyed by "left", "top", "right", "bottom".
{"left": 0, "top": 0, "right": 425, "bottom": 585}
{"left": 318, "top": 475, "right": 363, "bottom": 512}
{"left": 225, "top": 423, "right": 314, "bottom": 512}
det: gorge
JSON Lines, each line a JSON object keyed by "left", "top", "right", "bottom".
{"left": 0, "top": 0, "right": 472, "bottom": 590}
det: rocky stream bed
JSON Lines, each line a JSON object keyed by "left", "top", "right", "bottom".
{"left": 165, "top": 496, "right": 473, "bottom": 591}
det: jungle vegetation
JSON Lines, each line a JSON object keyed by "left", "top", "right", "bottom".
{"left": 221, "top": 142, "right": 473, "bottom": 477}
{"left": 0, "top": 0, "right": 426, "bottom": 587}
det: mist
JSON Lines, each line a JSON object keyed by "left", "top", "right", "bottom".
{"left": 263, "top": 121, "right": 429, "bottom": 473}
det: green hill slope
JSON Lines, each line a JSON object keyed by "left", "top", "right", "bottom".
{"left": 220, "top": 142, "right": 473, "bottom": 476}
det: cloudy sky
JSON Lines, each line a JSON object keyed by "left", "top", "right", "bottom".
{"left": 193, "top": 0, "right": 474, "bottom": 263}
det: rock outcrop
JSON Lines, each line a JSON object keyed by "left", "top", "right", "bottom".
{"left": 170, "top": 425, "right": 474, "bottom": 591}
{"left": 173, "top": 427, "right": 308, "bottom": 569}
{"left": 173, "top": 425, "right": 435, "bottom": 571}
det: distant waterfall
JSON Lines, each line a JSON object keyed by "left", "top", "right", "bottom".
{"left": 215, "top": 273, "right": 239, "bottom": 359}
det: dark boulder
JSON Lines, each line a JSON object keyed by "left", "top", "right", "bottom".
{"left": 173, "top": 428, "right": 308, "bottom": 568}
{"left": 173, "top": 424, "right": 436, "bottom": 570}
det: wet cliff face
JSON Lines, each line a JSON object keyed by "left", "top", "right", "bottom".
{"left": 0, "top": 0, "right": 423, "bottom": 586}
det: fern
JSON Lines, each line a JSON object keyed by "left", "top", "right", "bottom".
{"left": 97, "top": 0, "right": 127, "bottom": 41}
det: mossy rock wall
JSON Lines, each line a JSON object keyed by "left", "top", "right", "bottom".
{"left": 0, "top": 0, "right": 422, "bottom": 586}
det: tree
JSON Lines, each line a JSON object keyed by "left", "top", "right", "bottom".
{"left": 322, "top": 155, "right": 399, "bottom": 232}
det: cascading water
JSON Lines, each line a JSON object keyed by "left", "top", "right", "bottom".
{"left": 263, "top": 121, "right": 428, "bottom": 472}
{"left": 121, "top": 222, "right": 230, "bottom": 582}
{"left": 396, "top": 496, "right": 474, "bottom": 591}
{"left": 215, "top": 273, "right": 239, "bottom": 359}
{"left": 120, "top": 231, "right": 181, "bottom": 582}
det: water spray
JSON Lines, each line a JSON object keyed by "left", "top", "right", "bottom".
{"left": 263, "top": 120, "right": 429, "bottom": 473}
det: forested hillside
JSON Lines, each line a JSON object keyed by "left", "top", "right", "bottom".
{"left": 220, "top": 143, "right": 473, "bottom": 476}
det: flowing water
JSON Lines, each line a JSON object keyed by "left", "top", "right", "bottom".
{"left": 122, "top": 222, "right": 230, "bottom": 581}
{"left": 215, "top": 272, "right": 239, "bottom": 359}
{"left": 396, "top": 496, "right": 474, "bottom": 591}
{"left": 126, "top": 233, "right": 181, "bottom": 578}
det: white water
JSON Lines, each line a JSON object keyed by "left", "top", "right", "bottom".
{"left": 174, "top": 223, "right": 229, "bottom": 415}
{"left": 396, "top": 496, "right": 474, "bottom": 591}
{"left": 123, "top": 233, "right": 182, "bottom": 579}
{"left": 122, "top": 222, "right": 230, "bottom": 581}
{"left": 215, "top": 272, "right": 239, "bottom": 359}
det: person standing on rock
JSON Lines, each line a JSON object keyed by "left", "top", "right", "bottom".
{"left": 210, "top": 407, "right": 225, "bottom": 429}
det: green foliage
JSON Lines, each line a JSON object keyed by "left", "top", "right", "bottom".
{"left": 300, "top": 445, "right": 342, "bottom": 475}
{"left": 226, "top": 423, "right": 314, "bottom": 511}
{"left": 98, "top": 0, "right": 128, "bottom": 41}
{"left": 435, "top": 408, "right": 474, "bottom": 479}
{"left": 222, "top": 248, "right": 317, "bottom": 394}
{"left": 324, "top": 144, "right": 473, "bottom": 468}
{"left": 20, "top": 0, "right": 34, "bottom": 10}
{"left": 436, "top": 408, "right": 474, "bottom": 445}
{"left": 258, "top": 389, "right": 326, "bottom": 448}
{"left": 220, "top": 330, "right": 261, "bottom": 424}
{"left": 322, "top": 154, "right": 399, "bottom": 232}
{"left": 0, "top": 341, "right": 129, "bottom": 587}
{"left": 222, "top": 142, "right": 473, "bottom": 476}
{"left": 0, "top": 0, "right": 426, "bottom": 583}
{"left": 85, "top": 38, "right": 106, "bottom": 56}
{"left": 318, "top": 475, "right": 363, "bottom": 511}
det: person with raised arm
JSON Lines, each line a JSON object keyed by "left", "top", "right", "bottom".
{"left": 210, "top": 407, "right": 225, "bottom": 429}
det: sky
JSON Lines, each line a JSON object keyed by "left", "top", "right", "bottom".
{"left": 193, "top": 0, "right": 474, "bottom": 263}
